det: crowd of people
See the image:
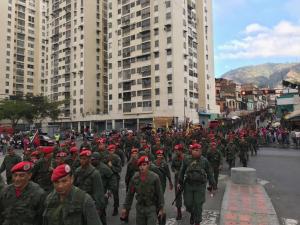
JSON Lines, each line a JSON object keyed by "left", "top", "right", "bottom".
{"left": 0, "top": 123, "right": 261, "bottom": 225}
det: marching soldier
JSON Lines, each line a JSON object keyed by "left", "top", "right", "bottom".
{"left": 207, "top": 141, "right": 222, "bottom": 189}
{"left": 171, "top": 144, "right": 185, "bottom": 220}
{"left": 31, "top": 146, "right": 55, "bottom": 193}
{"left": 178, "top": 143, "right": 215, "bottom": 225}
{"left": 121, "top": 156, "right": 165, "bottom": 225}
{"left": 238, "top": 136, "right": 249, "bottom": 167}
{"left": 153, "top": 150, "right": 173, "bottom": 193}
{"left": 0, "top": 146, "right": 22, "bottom": 184}
{"left": 104, "top": 144, "right": 122, "bottom": 216}
{"left": 0, "top": 161, "right": 45, "bottom": 225}
{"left": 74, "top": 150, "right": 106, "bottom": 225}
{"left": 125, "top": 148, "right": 139, "bottom": 192}
{"left": 43, "top": 164, "right": 101, "bottom": 225}
{"left": 225, "top": 138, "right": 237, "bottom": 170}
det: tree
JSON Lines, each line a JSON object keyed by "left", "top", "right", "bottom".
{"left": 0, "top": 95, "right": 66, "bottom": 129}
{"left": 0, "top": 99, "right": 33, "bottom": 129}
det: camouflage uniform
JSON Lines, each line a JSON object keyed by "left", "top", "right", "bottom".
{"left": 171, "top": 153, "right": 184, "bottom": 209}
{"left": 0, "top": 181, "right": 45, "bottom": 225}
{"left": 31, "top": 158, "right": 53, "bottom": 192}
{"left": 74, "top": 164, "right": 106, "bottom": 225}
{"left": 123, "top": 171, "right": 164, "bottom": 225}
{"left": 206, "top": 149, "right": 222, "bottom": 187}
{"left": 0, "top": 154, "right": 22, "bottom": 184}
{"left": 153, "top": 158, "right": 172, "bottom": 193}
{"left": 43, "top": 186, "right": 101, "bottom": 225}
{"left": 178, "top": 156, "right": 215, "bottom": 224}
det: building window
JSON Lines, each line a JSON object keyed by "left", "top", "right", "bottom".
{"left": 155, "top": 76, "right": 160, "bottom": 82}
{"left": 155, "top": 64, "right": 159, "bottom": 70}
{"left": 168, "top": 99, "right": 173, "bottom": 106}
{"left": 168, "top": 86, "right": 172, "bottom": 94}
{"left": 156, "top": 100, "right": 160, "bottom": 107}
{"left": 167, "top": 61, "right": 172, "bottom": 68}
{"left": 155, "top": 88, "right": 160, "bottom": 95}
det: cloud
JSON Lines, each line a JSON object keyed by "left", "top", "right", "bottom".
{"left": 217, "top": 21, "right": 300, "bottom": 59}
{"left": 244, "top": 23, "right": 270, "bottom": 34}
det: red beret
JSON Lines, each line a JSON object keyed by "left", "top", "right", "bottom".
{"left": 31, "top": 151, "right": 40, "bottom": 157}
{"left": 108, "top": 144, "right": 116, "bottom": 151}
{"left": 189, "top": 143, "right": 202, "bottom": 149}
{"left": 143, "top": 144, "right": 150, "bottom": 149}
{"left": 131, "top": 148, "right": 139, "bottom": 154}
{"left": 60, "top": 143, "right": 67, "bottom": 147}
{"left": 51, "top": 164, "right": 71, "bottom": 182}
{"left": 174, "top": 144, "right": 183, "bottom": 151}
{"left": 11, "top": 161, "right": 33, "bottom": 173}
{"left": 70, "top": 146, "right": 78, "bottom": 154}
{"left": 137, "top": 156, "right": 150, "bottom": 166}
{"left": 80, "top": 150, "right": 92, "bottom": 157}
{"left": 40, "top": 146, "right": 55, "bottom": 154}
{"left": 156, "top": 149, "right": 164, "bottom": 155}
{"left": 56, "top": 151, "right": 67, "bottom": 157}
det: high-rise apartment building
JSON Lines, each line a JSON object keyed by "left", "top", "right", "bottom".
{"left": 0, "top": 0, "right": 48, "bottom": 98}
{"left": 46, "top": 0, "right": 108, "bottom": 119}
{"left": 107, "top": 0, "right": 219, "bottom": 128}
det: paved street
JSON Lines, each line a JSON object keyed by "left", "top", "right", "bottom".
{"left": 248, "top": 147, "right": 300, "bottom": 225}
{"left": 0, "top": 147, "right": 228, "bottom": 225}
{"left": 2, "top": 145, "right": 299, "bottom": 225}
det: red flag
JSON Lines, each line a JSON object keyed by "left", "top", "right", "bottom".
{"left": 30, "top": 130, "right": 40, "bottom": 147}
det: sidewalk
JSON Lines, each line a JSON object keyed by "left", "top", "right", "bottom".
{"left": 220, "top": 181, "right": 280, "bottom": 225}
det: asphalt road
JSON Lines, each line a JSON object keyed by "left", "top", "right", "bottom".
{"left": 248, "top": 147, "right": 300, "bottom": 225}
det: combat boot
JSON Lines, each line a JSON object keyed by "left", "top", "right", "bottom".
{"left": 112, "top": 207, "right": 118, "bottom": 216}
{"left": 176, "top": 207, "right": 182, "bottom": 220}
{"left": 190, "top": 213, "right": 194, "bottom": 224}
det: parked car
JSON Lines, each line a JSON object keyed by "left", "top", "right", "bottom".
{"left": 39, "top": 135, "right": 55, "bottom": 146}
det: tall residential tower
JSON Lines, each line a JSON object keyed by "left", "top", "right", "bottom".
{"left": 107, "top": 0, "right": 219, "bottom": 128}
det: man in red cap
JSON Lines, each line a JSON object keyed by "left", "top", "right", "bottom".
{"left": 178, "top": 143, "right": 215, "bottom": 225}
{"left": 67, "top": 146, "right": 81, "bottom": 170}
{"left": 31, "top": 146, "right": 55, "bottom": 192}
{"left": 104, "top": 144, "right": 122, "bottom": 216}
{"left": 125, "top": 148, "right": 139, "bottom": 192}
{"left": 171, "top": 144, "right": 185, "bottom": 220}
{"left": 153, "top": 149, "right": 173, "bottom": 193}
{"left": 121, "top": 156, "right": 165, "bottom": 225}
{"left": 74, "top": 150, "right": 106, "bottom": 225}
{"left": 0, "top": 161, "right": 45, "bottom": 225}
{"left": 43, "top": 164, "right": 101, "bottom": 225}
{"left": 207, "top": 141, "right": 223, "bottom": 189}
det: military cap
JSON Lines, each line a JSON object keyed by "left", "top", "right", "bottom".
{"left": 155, "top": 149, "right": 164, "bottom": 155}
{"left": 51, "top": 164, "right": 71, "bottom": 182}
{"left": 80, "top": 150, "right": 92, "bottom": 157}
{"left": 189, "top": 143, "right": 202, "bottom": 149}
{"left": 40, "top": 146, "right": 55, "bottom": 154}
{"left": 11, "top": 161, "right": 33, "bottom": 173}
{"left": 137, "top": 156, "right": 149, "bottom": 166}
{"left": 108, "top": 144, "right": 116, "bottom": 151}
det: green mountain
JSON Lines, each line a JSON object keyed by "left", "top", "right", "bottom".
{"left": 221, "top": 63, "right": 300, "bottom": 88}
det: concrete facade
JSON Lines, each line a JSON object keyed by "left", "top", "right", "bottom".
{"left": 107, "top": 0, "right": 219, "bottom": 127}
{"left": 0, "top": 0, "right": 47, "bottom": 98}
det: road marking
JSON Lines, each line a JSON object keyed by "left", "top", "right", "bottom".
{"left": 282, "top": 218, "right": 299, "bottom": 225}
{"left": 166, "top": 210, "right": 219, "bottom": 225}
{"left": 257, "top": 178, "right": 270, "bottom": 186}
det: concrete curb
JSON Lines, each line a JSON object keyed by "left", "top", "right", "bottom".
{"left": 220, "top": 181, "right": 280, "bottom": 225}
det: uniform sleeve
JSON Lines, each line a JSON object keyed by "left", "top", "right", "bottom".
{"left": 123, "top": 176, "right": 135, "bottom": 210}
{"left": 178, "top": 159, "right": 187, "bottom": 185}
{"left": 92, "top": 171, "right": 105, "bottom": 209}
{"left": 83, "top": 194, "right": 102, "bottom": 225}
{"left": 111, "top": 156, "right": 122, "bottom": 174}
{"left": 0, "top": 157, "right": 7, "bottom": 173}
{"left": 164, "top": 163, "right": 172, "bottom": 183}
{"left": 155, "top": 175, "right": 164, "bottom": 210}
{"left": 204, "top": 159, "right": 216, "bottom": 187}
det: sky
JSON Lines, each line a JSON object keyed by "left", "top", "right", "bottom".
{"left": 213, "top": 0, "right": 300, "bottom": 77}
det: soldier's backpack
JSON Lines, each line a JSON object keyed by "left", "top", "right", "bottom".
{"left": 185, "top": 159, "right": 207, "bottom": 184}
